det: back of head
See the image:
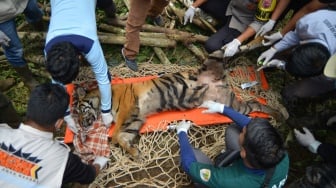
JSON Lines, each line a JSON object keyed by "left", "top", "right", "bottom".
{"left": 45, "top": 42, "right": 80, "bottom": 84}
{"left": 26, "top": 83, "right": 69, "bottom": 128}
{"left": 287, "top": 163, "right": 336, "bottom": 188}
{"left": 286, "top": 42, "right": 330, "bottom": 78}
{"left": 243, "top": 118, "right": 285, "bottom": 169}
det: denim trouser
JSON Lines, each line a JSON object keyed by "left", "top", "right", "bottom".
{"left": 124, "top": 0, "right": 169, "bottom": 59}
{"left": 0, "top": 0, "right": 43, "bottom": 67}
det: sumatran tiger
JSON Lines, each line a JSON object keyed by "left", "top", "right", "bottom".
{"left": 79, "top": 70, "right": 209, "bottom": 158}
{"left": 77, "top": 59, "right": 289, "bottom": 158}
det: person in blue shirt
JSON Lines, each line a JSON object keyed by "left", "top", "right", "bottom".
{"left": 44, "top": 0, "right": 113, "bottom": 134}
{"left": 175, "top": 100, "right": 289, "bottom": 187}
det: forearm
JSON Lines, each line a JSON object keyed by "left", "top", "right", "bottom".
{"left": 222, "top": 106, "right": 251, "bottom": 128}
{"left": 280, "top": 0, "right": 327, "bottom": 35}
{"left": 178, "top": 132, "right": 197, "bottom": 173}
{"left": 317, "top": 143, "right": 336, "bottom": 163}
{"left": 98, "top": 83, "right": 112, "bottom": 111}
{"left": 270, "top": 0, "right": 290, "bottom": 21}
{"left": 192, "top": 0, "right": 208, "bottom": 8}
{"left": 236, "top": 26, "right": 256, "bottom": 44}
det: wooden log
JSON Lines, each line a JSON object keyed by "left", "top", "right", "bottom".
{"left": 153, "top": 47, "right": 171, "bottom": 64}
{"left": 185, "top": 43, "right": 206, "bottom": 61}
{"left": 98, "top": 34, "right": 176, "bottom": 47}
{"left": 99, "top": 23, "right": 208, "bottom": 43}
{"left": 167, "top": 2, "right": 216, "bottom": 33}
{"left": 17, "top": 32, "right": 177, "bottom": 48}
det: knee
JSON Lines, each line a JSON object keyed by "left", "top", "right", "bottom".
{"left": 204, "top": 40, "right": 221, "bottom": 53}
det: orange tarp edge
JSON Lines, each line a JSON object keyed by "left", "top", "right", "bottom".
{"left": 64, "top": 70, "right": 269, "bottom": 144}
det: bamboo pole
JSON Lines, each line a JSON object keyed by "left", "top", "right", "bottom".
{"left": 153, "top": 47, "right": 171, "bottom": 64}
{"left": 17, "top": 32, "right": 177, "bottom": 48}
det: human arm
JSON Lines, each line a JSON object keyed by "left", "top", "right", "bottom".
{"left": 294, "top": 127, "right": 322, "bottom": 154}
{"left": 317, "top": 143, "right": 336, "bottom": 163}
{"left": 279, "top": 0, "right": 328, "bottom": 36}
{"left": 223, "top": 26, "right": 256, "bottom": 57}
{"left": 62, "top": 153, "right": 97, "bottom": 184}
{"left": 199, "top": 101, "right": 251, "bottom": 128}
{"left": 255, "top": 0, "right": 290, "bottom": 37}
{"left": 183, "top": 0, "right": 208, "bottom": 25}
{"left": 257, "top": 59, "right": 286, "bottom": 71}
{"left": 176, "top": 120, "right": 197, "bottom": 173}
{"left": 85, "top": 40, "right": 113, "bottom": 127}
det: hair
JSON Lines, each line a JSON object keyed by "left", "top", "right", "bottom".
{"left": 243, "top": 118, "right": 285, "bottom": 169}
{"left": 45, "top": 42, "right": 80, "bottom": 84}
{"left": 287, "top": 163, "right": 336, "bottom": 188}
{"left": 285, "top": 42, "right": 330, "bottom": 78}
{"left": 26, "top": 83, "right": 69, "bottom": 128}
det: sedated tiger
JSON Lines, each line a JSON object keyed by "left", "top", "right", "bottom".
{"left": 76, "top": 59, "right": 289, "bottom": 158}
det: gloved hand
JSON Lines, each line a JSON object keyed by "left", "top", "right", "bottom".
{"left": 64, "top": 114, "right": 78, "bottom": 134}
{"left": 327, "top": 114, "right": 336, "bottom": 126}
{"left": 222, "top": 39, "right": 241, "bottom": 57}
{"left": 184, "top": 6, "right": 196, "bottom": 25}
{"left": 199, "top": 100, "right": 225, "bottom": 114}
{"left": 257, "top": 47, "right": 277, "bottom": 65}
{"left": 93, "top": 156, "right": 110, "bottom": 170}
{"left": 255, "top": 19, "right": 276, "bottom": 37}
{"left": 0, "top": 30, "right": 10, "bottom": 46}
{"left": 294, "top": 127, "right": 321, "bottom": 153}
{"left": 176, "top": 120, "right": 192, "bottom": 134}
{"left": 101, "top": 112, "right": 113, "bottom": 128}
{"left": 262, "top": 31, "right": 283, "bottom": 46}
{"left": 257, "top": 59, "right": 286, "bottom": 71}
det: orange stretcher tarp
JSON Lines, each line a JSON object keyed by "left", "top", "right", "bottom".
{"left": 64, "top": 69, "right": 269, "bottom": 144}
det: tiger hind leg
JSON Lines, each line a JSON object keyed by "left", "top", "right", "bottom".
{"left": 116, "top": 130, "right": 141, "bottom": 158}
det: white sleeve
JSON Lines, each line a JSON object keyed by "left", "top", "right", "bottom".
{"left": 273, "top": 31, "right": 300, "bottom": 52}
{"left": 85, "top": 40, "right": 112, "bottom": 111}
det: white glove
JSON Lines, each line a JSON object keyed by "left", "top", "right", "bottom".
{"left": 294, "top": 127, "right": 321, "bottom": 153}
{"left": 199, "top": 100, "right": 225, "bottom": 114}
{"left": 255, "top": 19, "right": 276, "bottom": 37}
{"left": 261, "top": 59, "right": 286, "bottom": 70}
{"left": 184, "top": 6, "right": 196, "bottom": 25}
{"left": 257, "top": 47, "right": 277, "bottom": 65}
{"left": 0, "top": 30, "right": 10, "bottom": 46}
{"left": 93, "top": 156, "right": 110, "bottom": 170}
{"left": 101, "top": 112, "right": 113, "bottom": 128}
{"left": 262, "top": 31, "right": 283, "bottom": 46}
{"left": 327, "top": 115, "right": 336, "bottom": 126}
{"left": 176, "top": 120, "right": 192, "bottom": 134}
{"left": 222, "top": 39, "right": 241, "bottom": 57}
{"left": 64, "top": 114, "right": 78, "bottom": 134}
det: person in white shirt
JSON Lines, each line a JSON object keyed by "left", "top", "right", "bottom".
{"left": 0, "top": 83, "right": 109, "bottom": 188}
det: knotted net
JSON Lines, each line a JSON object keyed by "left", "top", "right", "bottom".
{"left": 73, "top": 60, "right": 285, "bottom": 187}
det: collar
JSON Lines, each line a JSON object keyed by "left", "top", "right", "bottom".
{"left": 243, "top": 164, "right": 265, "bottom": 176}
{"left": 19, "top": 123, "right": 54, "bottom": 139}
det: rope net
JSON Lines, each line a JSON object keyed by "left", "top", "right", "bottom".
{"left": 72, "top": 60, "right": 285, "bottom": 187}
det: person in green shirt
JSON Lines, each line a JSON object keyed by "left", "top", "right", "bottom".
{"left": 175, "top": 100, "right": 289, "bottom": 187}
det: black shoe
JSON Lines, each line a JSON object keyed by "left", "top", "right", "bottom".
{"left": 150, "top": 15, "right": 164, "bottom": 26}
{"left": 121, "top": 48, "right": 138, "bottom": 72}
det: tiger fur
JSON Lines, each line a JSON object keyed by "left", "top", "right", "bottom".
{"left": 79, "top": 70, "right": 209, "bottom": 158}
{"left": 77, "top": 59, "right": 288, "bottom": 158}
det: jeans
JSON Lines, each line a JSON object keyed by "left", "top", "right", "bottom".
{"left": 204, "top": 20, "right": 241, "bottom": 53}
{"left": 124, "top": 0, "right": 169, "bottom": 59}
{"left": 0, "top": 0, "right": 43, "bottom": 67}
